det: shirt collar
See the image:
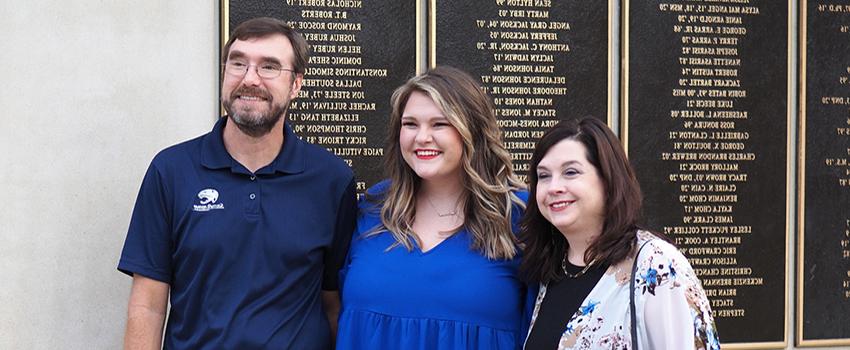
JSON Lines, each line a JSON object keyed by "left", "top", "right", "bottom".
{"left": 267, "top": 120, "right": 305, "bottom": 174}
{"left": 201, "top": 117, "right": 305, "bottom": 175}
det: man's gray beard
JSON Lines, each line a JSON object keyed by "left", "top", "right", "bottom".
{"left": 223, "top": 100, "right": 289, "bottom": 138}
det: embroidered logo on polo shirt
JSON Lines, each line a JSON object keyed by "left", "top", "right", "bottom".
{"left": 193, "top": 188, "right": 225, "bottom": 212}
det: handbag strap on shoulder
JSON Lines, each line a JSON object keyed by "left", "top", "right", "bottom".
{"left": 630, "top": 238, "right": 654, "bottom": 350}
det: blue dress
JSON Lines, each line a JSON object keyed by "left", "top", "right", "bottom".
{"left": 337, "top": 181, "right": 534, "bottom": 350}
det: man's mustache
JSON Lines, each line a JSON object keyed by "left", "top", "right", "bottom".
{"left": 231, "top": 86, "right": 272, "bottom": 101}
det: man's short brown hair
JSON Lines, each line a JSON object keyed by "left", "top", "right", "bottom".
{"left": 222, "top": 17, "right": 309, "bottom": 74}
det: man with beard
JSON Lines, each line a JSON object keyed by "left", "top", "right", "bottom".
{"left": 117, "top": 17, "right": 356, "bottom": 349}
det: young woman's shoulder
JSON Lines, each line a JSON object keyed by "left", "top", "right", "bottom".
{"left": 365, "top": 179, "right": 391, "bottom": 197}
{"left": 356, "top": 180, "right": 391, "bottom": 223}
{"left": 508, "top": 189, "right": 529, "bottom": 232}
{"left": 512, "top": 188, "right": 529, "bottom": 204}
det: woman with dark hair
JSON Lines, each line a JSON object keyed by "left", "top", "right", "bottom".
{"left": 335, "top": 66, "right": 533, "bottom": 349}
{"left": 520, "top": 118, "right": 719, "bottom": 349}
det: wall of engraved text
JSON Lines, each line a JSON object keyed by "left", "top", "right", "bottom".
{"left": 227, "top": 0, "right": 418, "bottom": 192}
{"left": 799, "top": 0, "right": 850, "bottom": 346}
{"left": 432, "top": 0, "right": 610, "bottom": 181}
{"left": 625, "top": 0, "right": 789, "bottom": 346}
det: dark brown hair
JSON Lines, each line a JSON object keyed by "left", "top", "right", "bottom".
{"left": 222, "top": 17, "right": 309, "bottom": 74}
{"left": 519, "top": 118, "right": 667, "bottom": 284}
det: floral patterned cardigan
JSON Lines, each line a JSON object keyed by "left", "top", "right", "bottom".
{"left": 524, "top": 230, "right": 721, "bottom": 350}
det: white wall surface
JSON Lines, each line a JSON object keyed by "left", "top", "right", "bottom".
{"left": 0, "top": 1, "right": 217, "bottom": 348}
{"left": 0, "top": 1, "right": 845, "bottom": 349}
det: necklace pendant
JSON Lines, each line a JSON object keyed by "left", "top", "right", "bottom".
{"left": 427, "top": 196, "right": 459, "bottom": 217}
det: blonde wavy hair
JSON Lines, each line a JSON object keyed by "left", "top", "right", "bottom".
{"left": 369, "top": 66, "right": 525, "bottom": 260}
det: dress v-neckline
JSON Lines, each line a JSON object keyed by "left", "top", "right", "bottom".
{"left": 416, "top": 229, "right": 463, "bottom": 255}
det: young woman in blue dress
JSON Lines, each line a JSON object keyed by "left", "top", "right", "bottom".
{"left": 520, "top": 118, "right": 720, "bottom": 349}
{"left": 336, "top": 66, "right": 534, "bottom": 349}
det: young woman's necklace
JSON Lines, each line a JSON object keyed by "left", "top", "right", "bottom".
{"left": 562, "top": 251, "right": 597, "bottom": 279}
{"left": 426, "top": 197, "right": 459, "bottom": 217}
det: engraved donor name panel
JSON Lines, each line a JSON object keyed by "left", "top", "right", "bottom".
{"left": 625, "top": 1, "right": 789, "bottom": 347}
{"left": 224, "top": 0, "right": 420, "bottom": 193}
{"left": 799, "top": 0, "right": 850, "bottom": 346}
{"left": 432, "top": 0, "right": 610, "bottom": 181}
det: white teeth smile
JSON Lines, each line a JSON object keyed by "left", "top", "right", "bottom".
{"left": 239, "top": 96, "right": 263, "bottom": 101}
{"left": 417, "top": 150, "right": 440, "bottom": 156}
{"left": 551, "top": 201, "right": 569, "bottom": 209}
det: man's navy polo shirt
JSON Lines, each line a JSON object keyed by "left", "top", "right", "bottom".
{"left": 118, "top": 117, "right": 357, "bottom": 349}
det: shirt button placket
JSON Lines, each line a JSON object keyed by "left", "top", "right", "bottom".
{"left": 245, "top": 174, "right": 260, "bottom": 216}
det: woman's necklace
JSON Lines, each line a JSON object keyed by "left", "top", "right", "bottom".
{"left": 561, "top": 251, "right": 597, "bottom": 279}
{"left": 426, "top": 196, "right": 459, "bottom": 217}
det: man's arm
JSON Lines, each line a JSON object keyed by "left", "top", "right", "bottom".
{"left": 322, "top": 290, "right": 341, "bottom": 344}
{"left": 124, "top": 274, "right": 169, "bottom": 350}
{"left": 322, "top": 178, "right": 356, "bottom": 345}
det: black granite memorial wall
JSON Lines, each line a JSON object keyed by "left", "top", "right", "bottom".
{"left": 432, "top": 0, "right": 611, "bottom": 181}
{"left": 218, "top": 3, "right": 850, "bottom": 346}
{"left": 624, "top": 1, "right": 789, "bottom": 347}
{"left": 798, "top": 0, "right": 850, "bottom": 346}
{"left": 223, "top": 0, "right": 420, "bottom": 193}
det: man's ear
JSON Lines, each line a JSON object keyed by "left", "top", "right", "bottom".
{"left": 290, "top": 73, "right": 304, "bottom": 100}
